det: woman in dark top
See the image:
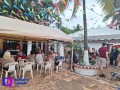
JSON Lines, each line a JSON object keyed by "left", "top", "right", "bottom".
{"left": 73, "top": 51, "right": 78, "bottom": 63}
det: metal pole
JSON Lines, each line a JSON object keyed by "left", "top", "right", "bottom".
{"left": 71, "top": 43, "right": 73, "bottom": 71}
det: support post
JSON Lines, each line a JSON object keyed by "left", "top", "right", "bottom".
{"left": 27, "top": 41, "right": 32, "bottom": 56}
{"left": 0, "top": 39, "right": 3, "bottom": 51}
{"left": 71, "top": 43, "right": 73, "bottom": 71}
{"left": 48, "top": 42, "right": 51, "bottom": 51}
{"left": 41, "top": 42, "right": 43, "bottom": 50}
{"left": 43, "top": 40, "right": 48, "bottom": 78}
{"left": 36, "top": 42, "right": 39, "bottom": 48}
{"left": 54, "top": 41, "right": 57, "bottom": 52}
{"left": 20, "top": 40, "right": 23, "bottom": 50}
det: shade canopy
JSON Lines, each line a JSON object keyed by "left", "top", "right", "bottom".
{"left": 0, "top": 16, "right": 73, "bottom": 42}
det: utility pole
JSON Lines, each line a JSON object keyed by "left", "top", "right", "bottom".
{"left": 83, "top": 0, "right": 89, "bottom": 65}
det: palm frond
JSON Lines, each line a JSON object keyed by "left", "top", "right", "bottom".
{"left": 103, "top": 14, "right": 112, "bottom": 22}
{"left": 96, "top": 0, "right": 114, "bottom": 16}
{"left": 71, "top": 0, "right": 80, "bottom": 19}
{"left": 57, "top": 0, "right": 81, "bottom": 19}
{"left": 58, "top": 0, "right": 72, "bottom": 13}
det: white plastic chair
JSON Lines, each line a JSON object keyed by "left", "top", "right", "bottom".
{"left": 56, "top": 60, "right": 63, "bottom": 73}
{"left": 40, "top": 61, "right": 52, "bottom": 76}
{"left": 20, "top": 62, "right": 34, "bottom": 79}
{"left": 1, "top": 62, "right": 18, "bottom": 79}
{"left": 18, "top": 59, "right": 26, "bottom": 77}
{"left": 49, "top": 58, "right": 54, "bottom": 70}
{"left": 36, "top": 58, "right": 44, "bottom": 71}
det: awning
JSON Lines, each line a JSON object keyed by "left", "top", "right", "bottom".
{"left": 0, "top": 16, "right": 73, "bottom": 42}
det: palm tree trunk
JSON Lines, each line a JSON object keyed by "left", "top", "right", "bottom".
{"left": 83, "top": 0, "right": 89, "bottom": 65}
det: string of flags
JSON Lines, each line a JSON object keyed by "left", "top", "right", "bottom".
{"left": 0, "top": 0, "right": 65, "bottom": 29}
{"left": 1, "top": 0, "right": 118, "bottom": 29}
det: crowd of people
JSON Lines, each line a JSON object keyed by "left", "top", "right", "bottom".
{"left": 1, "top": 47, "right": 64, "bottom": 75}
{"left": 72, "top": 42, "right": 120, "bottom": 78}
{"left": 2, "top": 42, "right": 120, "bottom": 78}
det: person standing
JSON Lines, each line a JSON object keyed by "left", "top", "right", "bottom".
{"left": 73, "top": 51, "right": 78, "bottom": 63}
{"left": 98, "top": 42, "right": 109, "bottom": 78}
{"left": 110, "top": 48, "right": 115, "bottom": 66}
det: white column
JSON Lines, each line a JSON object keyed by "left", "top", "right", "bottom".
{"left": 48, "top": 43, "right": 51, "bottom": 51}
{"left": 54, "top": 41, "right": 57, "bottom": 52}
{"left": 41, "top": 42, "right": 43, "bottom": 50}
{"left": 36, "top": 42, "right": 39, "bottom": 48}
{"left": 59, "top": 42, "right": 64, "bottom": 57}
{"left": 27, "top": 41, "right": 32, "bottom": 56}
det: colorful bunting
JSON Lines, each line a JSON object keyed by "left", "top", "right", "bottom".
{"left": 3, "top": 5, "right": 9, "bottom": 10}
{"left": 11, "top": 11, "right": 16, "bottom": 15}
{"left": 53, "top": 3, "right": 59, "bottom": 10}
{"left": 74, "top": 0, "right": 79, "bottom": 5}
{"left": 61, "top": 0, "right": 66, "bottom": 6}
{"left": 25, "top": 16, "right": 28, "bottom": 20}
{"left": 62, "top": 13, "right": 65, "bottom": 17}
{"left": 20, "top": 4, "right": 25, "bottom": 10}
{"left": 65, "top": 19, "right": 69, "bottom": 22}
{"left": 27, "top": 7, "right": 31, "bottom": 13}
{"left": 31, "top": 1, "right": 35, "bottom": 8}
{"left": 16, "top": 13, "right": 20, "bottom": 17}
{"left": 21, "top": 15, "right": 25, "bottom": 20}
{"left": 0, "top": 0, "right": 61, "bottom": 29}
{"left": 14, "top": 0, "right": 17, "bottom": 4}
{"left": 37, "top": 15, "right": 40, "bottom": 19}
{"left": 4, "top": 0, "right": 10, "bottom": 6}
{"left": 22, "top": 0, "right": 26, "bottom": 4}
{"left": 90, "top": 8, "right": 94, "bottom": 11}
{"left": 0, "top": 0, "right": 3, "bottom": 3}
{"left": 38, "top": 0, "right": 43, "bottom": 6}
{"left": 2, "top": 10, "right": 8, "bottom": 13}
{"left": 24, "top": 12, "right": 27, "bottom": 16}
{"left": 32, "top": 8, "right": 34, "bottom": 13}
{"left": 18, "top": 9, "right": 22, "bottom": 13}
{"left": 49, "top": 10, "right": 52, "bottom": 15}
{"left": 13, "top": 5, "right": 18, "bottom": 10}
{"left": 28, "top": 13, "right": 33, "bottom": 16}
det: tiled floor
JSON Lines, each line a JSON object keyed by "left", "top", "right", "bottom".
{"left": 0, "top": 63, "right": 119, "bottom": 90}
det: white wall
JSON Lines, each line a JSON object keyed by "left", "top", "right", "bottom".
{"left": 88, "top": 43, "right": 102, "bottom": 51}
{"left": 81, "top": 42, "right": 102, "bottom": 51}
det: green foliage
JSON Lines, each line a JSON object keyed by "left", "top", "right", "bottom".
{"left": 102, "top": 0, "right": 120, "bottom": 29}
{"left": 79, "top": 60, "right": 85, "bottom": 66}
{"left": 97, "top": 0, "right": 114, "bottom": 15}
{"left": 60, "top": 24, "right": 83, "bottom": 34}
{"left": 60, "top": 26, "right": 74, "bottom": 34}
{"left": 73, "top": 42, "right": 83, "bottom": 61}
{"left": 89, "top": 59, "right": 96, "bottom": 65}
{"left": 73, "top": 24, "right": 83, "bottom": 32}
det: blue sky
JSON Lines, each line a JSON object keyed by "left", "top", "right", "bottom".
{"left": 60, "top": 0, "right": 111, "bottom": 29}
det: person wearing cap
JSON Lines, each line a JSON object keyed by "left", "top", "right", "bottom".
{"left": 98, "top": 42, "right": 109, "bottom": 78}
